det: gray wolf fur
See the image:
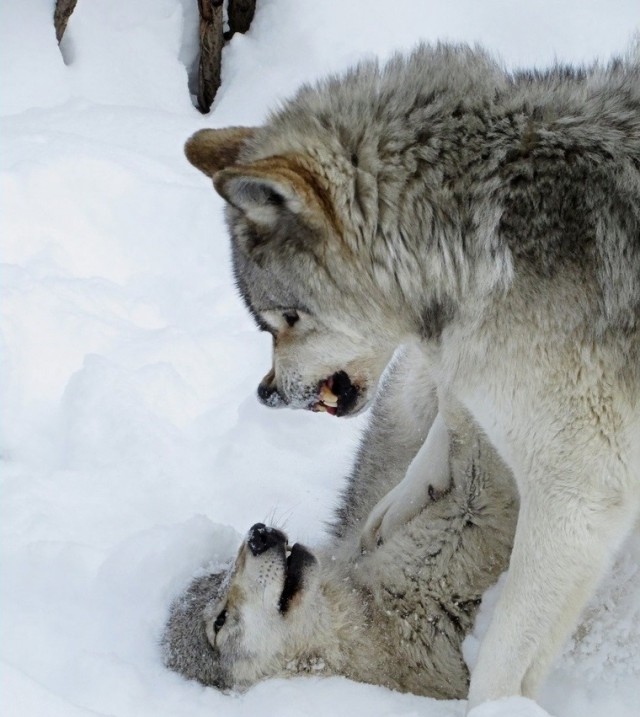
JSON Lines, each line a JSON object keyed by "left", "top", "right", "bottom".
{"left": 184, "top": 44, "right": 640, "bottom": 707}
{"left": 163, "top": 346, "right": 518, "bottom": 696}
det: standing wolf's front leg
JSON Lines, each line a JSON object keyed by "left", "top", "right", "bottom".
{"left": 466, "top": 462, "right": 639, "bottom": 710}
{"left": 360, "top": 411, "right": 451, "bottom": 551}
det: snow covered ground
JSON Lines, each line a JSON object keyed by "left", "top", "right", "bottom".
{"left": 1, "top": 2, "right": 639, "bottom": 716}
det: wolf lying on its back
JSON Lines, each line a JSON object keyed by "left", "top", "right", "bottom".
{"left": 184, "top": 45, "right": 639, "bottom": 706}
{"left": 163, "top": 347, "right": 518, "bottom": 696}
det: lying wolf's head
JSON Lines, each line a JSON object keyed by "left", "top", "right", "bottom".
{"left": 163, "top": 523, "right": 322, "bottom": 690}
{"left": 185, "top": 126, "right": 417, "bottom": 417}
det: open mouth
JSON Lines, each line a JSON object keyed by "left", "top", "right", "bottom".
{"left": 311, "top": 371, "right": 359, "bottom": 417}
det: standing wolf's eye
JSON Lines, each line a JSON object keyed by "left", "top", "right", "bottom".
{"left": 213, "top": 608, "right": 227, "bottom": 633}
{"left": 283, "top": 311, "right": 299, "bottom": 327}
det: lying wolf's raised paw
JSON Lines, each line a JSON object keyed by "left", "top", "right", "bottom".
{"left": 361, "top": 412, "right": 452, "bottom": 553}
{"left": 360, "top": 476, "right": 448, "bottom": 553}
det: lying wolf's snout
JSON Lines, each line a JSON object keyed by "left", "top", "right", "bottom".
{"left": 248, "top": 523, "right": 287, "bottom": 556}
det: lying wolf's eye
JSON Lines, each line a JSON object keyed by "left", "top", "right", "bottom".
{"left": 283, "top": 311, "right": 299, "bottom": 328}
{"left": 213, "top": 608, "right": 227, "bottom": 633}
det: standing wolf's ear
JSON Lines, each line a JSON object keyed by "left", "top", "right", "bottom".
{"left": 184, "top": 127, "right": 257, "bottom": 177}
{"left": 214, "top": 158, "right": 339, "bottom": 232}
{"left": 185, "top": 129, "right": 339, "bottom": 232}
{"left": 213, "top": 162, "right": 305, "bottom": 227}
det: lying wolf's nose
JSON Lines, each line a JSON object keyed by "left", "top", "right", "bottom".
{"left": 247, "top": 523, "right": 286, "bottom": 556}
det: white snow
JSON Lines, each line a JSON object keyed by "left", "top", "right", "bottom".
{"left": 1, "top": 1, "right": 639, "bottom": 716}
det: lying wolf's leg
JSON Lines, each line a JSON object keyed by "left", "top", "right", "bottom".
{"left": 466, "top": 472, "right": 639, "bottom": 710}
{"left": 360, "top": 411, "right": 451, "bottom": 551}
{"left": 331, "top": 345, "right": 439, "bottom": 539}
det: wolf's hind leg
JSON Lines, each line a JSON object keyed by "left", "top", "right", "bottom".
{"left": 360, "top": 411, "right": 451, "bottom": 552}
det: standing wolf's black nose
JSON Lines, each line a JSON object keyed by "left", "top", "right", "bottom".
{"left": 257, "top": 368, "right": 286, "bottom": 407}
{"left": 247, "top": 523, "right": 286, "bottom": 556}
{"left": 257, "top": 381, "right": 276, "bottom": 402}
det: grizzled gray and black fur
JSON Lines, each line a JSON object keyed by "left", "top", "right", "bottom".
{"left": 181, "top": 44, "right": 639, "bottom": 707}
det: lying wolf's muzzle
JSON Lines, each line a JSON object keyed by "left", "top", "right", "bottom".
{"left": 247, "top": 523, "right": 287, "bottom": 555}
{"left": 245, "top": 524, "right": 317, "bottom": 613}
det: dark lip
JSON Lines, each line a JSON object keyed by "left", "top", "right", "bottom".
{"left": 339, "top": 398, "right": 369, "bottom": 417}
{"left": 278, "top": 543, "right": 316, "bottom": 613}
{"left": 333, "top": 370, "right": 359, "bottom": 416}
{"left": 336, "top": 388, "right": 359, "bottom": 416}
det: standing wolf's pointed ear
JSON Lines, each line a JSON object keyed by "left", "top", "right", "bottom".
{"left": 214, "top": 162, "right": 304, "bottom": 226}
{"left": 214, "top": 157, "right": 340, "bottom": 232}
{"left": 184, "top": 127, "right": 257, "bottom": 177}
{"left": 186, "top": 129, "right": 340, "bottom": 232}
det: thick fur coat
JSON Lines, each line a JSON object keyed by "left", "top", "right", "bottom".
{"left": 183, "top": 44, "right": 639, "bottom": 707}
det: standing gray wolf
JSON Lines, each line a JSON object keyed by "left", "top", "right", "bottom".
{"left": 163, "top": 347, "right": 518, "bottom": 696}
{"left": 184, "top": 44, "right": 640, "bottom": 707}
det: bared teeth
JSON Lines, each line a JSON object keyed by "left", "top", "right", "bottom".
{"left": 319, "top": 385, "right": 339, "bottom": 407}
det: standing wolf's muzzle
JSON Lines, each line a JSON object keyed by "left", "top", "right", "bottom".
{"left": 257, "top": 368, "right": 361, "bottom": 416}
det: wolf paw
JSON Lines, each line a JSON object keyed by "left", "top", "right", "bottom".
{"left": 360, "top": 479, "right": 446, "bottom": 553}
{"left": 360, "top": 411, "right": 452, "bottom": 553}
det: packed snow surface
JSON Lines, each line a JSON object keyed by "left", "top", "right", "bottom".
{"left": 2, "top": 2, "right": 639, "bottom": 716}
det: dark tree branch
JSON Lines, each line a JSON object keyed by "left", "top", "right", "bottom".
{"left": 54, "top": 0, "right": 78, "bottom": 43}
{"left": 227, "top": 0, "right": 257, "bottom": 39}
{"left": 53, "top": 1, "right": 258, "bottom": 113}
{"left": 197, "top": 0, "right": 224, "bottom": 113}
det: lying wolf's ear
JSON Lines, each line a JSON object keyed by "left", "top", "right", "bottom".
{"left": 214, "top": 158, "right": 335, "bottom": 231}
{"left": 184, "top": 127, "right": 257, "bottom": 177}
